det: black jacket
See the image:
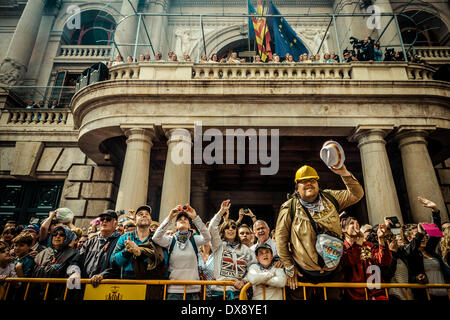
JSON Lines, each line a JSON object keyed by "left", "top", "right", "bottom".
{"left": 70, "top": 232, "right": 120, "bottom": 279}
{"left": 400, "top": 211, "right": 449, "bottom": 299}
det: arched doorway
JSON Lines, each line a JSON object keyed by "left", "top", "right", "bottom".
{"left": 62, "top": 10, "right": 116, "bottom": 46}
{"left": 398, "top": 10, "right": 448, "bottom": 47}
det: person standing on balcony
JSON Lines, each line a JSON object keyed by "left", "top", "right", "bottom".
{"left": 66, "top": 209, "right": 121, "bottom": 296}
{"left": 275, "top": 164, "right": 364, "bottom": 300}
{"left": 48, "top": 99, "right": 59, "bottom": 109}
{"left": 152, "top": 204, "right": 211, "bottom": 300}
{"left": 208, "top": 200, "right": 254, "bottom": 300}
{"left": 25, "top": 100, "right": 36, "bottom": 109}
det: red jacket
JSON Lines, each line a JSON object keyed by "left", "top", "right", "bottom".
{"left": 342, "top": 240, "right": 392, "bottom": 300}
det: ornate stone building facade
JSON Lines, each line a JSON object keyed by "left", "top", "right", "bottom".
{"left": 0, "top": 0, "right": 449, "bottom": 231}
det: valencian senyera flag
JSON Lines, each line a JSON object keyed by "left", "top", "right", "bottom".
{"left": 267, "top": 1, "right": 308, "bottom": 61}
{"left": 248, "top": 0, "right": 272, "bottom": 62}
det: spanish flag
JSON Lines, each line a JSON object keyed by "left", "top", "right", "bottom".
{"left": 249, "top": 0, "right": 272, "bottom": 62}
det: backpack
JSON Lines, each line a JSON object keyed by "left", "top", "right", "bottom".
{"left": 162, "top": 235, "right": 199, "bottom": 278}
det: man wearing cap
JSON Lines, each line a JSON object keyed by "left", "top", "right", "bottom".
{"left": 275, "top": 164, "right": 364, "bottom": 300}
{"left": 66, "top": 209, "right": 121, "bottom": 291}
{"left": 111, "top": 205, "right": 158, "bottom": 279}
{"left": 247, "top": 243, "right": 287, "bottom": 300}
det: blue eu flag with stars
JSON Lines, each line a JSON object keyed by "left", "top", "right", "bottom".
{"left": 267, "top": 1, "right": 308, "bottom": 61}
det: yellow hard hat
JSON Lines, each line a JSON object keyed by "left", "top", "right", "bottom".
{"left": 295, "top": 165, "right": 319, "bottom": 183}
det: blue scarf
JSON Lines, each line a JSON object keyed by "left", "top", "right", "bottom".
{"left": 299, "top": 195, "right": 324, "bottom": 213}
{"left": 175, "top": 231, "right": 191, "bottom": 244}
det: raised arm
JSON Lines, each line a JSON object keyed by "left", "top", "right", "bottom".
{"left": 152, "top": 208, "right": 178, "bottom": 249}
{"left": 208, "top": 200, "right": 231, "bottom": 251}
{"left": 39, "top": 210, "right": 57, "bottom": 243}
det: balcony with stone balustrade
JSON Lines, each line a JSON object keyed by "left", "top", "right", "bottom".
{"left": 1, "top": 61, "right": 448, "bottom": 164}
{"left": 67, "top": 61, "right": 450, "bottom": 164}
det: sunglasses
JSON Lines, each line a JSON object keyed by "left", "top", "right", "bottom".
{"left": 53, "top": 232, "right": 66, "bottom": 237}
{"left": 100, "top": 216, "right": 113, "bottom": 222}
{"left": 124, "top": 224, "right": 136, "bottom": 229}
{"left": 225, "top": 225, "right": 237, "bottom": 230}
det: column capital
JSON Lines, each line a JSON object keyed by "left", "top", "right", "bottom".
{"left": 348, "top": 125, "right": 394, "bottom": 148}
{"left": 120, "top": 126, "right": 156, "bottom": 146}
{"left": 395, "top": 125, "right": 436, "bottom": 148}
{"left": 162, "top": 126, "right": 193, "bottom": 145}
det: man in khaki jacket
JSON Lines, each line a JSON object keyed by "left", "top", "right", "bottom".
{"left": 275, "top": 164, "right": 364, "bottom": 300}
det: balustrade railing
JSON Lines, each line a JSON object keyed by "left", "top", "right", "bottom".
{"left": 57, "top": 45, "right": 112, "bottom": 60}
{"left": 192, "top": 63, "right": 353, "bottom": 80}
{"left": 105, "top": 62, "right": 436, "bottom": 82}
{"left": 414, "top": 47, "right": 450, "bottom": 64}
{"left": 1, "top": 109, "right": 71, "bottom": 126}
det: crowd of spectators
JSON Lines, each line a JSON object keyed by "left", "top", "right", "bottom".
{"left": 1, "top": 178, "right": 448, "bottom": 301}
{"left": 106, "top": 38, "right": 426, "bottom": 66}
{"left": 25, "top": 99, "right": 60, "bottom": 109}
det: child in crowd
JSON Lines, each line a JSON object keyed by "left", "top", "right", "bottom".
{"left": 0, "top": 241, "right": 16, "bottom": 279}
{"left": 247, "top": 243, "right": 286, "bottom": 300}
{"left": 12, "top": 233, "right": 35, "bottom": 277}
{"left": 0, "top": 241, "right": 17, "bottom": 299}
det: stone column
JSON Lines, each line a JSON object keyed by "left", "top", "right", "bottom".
{"left": 114, "top": 0, "right": 140, "bottom": 59}
{"left": 350, "top": 126, "right": 402, "bottom": 225}
{"left": 148, "top": 0, "right": 170, "bottom": 55}
{"left": 396, "top": 126, "right": 447, "bottom": 223}
{"left": 115, "top": 128, "right": 154, "bottom": 212}
{"left": 159, "top": 128, "right": 192, "bottom": 221}
{"left": 0, "top": 0, "right": 47, "bottom": 85}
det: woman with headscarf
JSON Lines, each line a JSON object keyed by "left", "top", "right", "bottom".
{"left": 30, "top": 226, "right": 78, "bottom": 300}
{"left": 208, "top": 200, "right": 254, "bottom": 300}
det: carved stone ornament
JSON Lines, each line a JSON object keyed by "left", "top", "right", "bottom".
{"left": 0, "top": 57, "right": 26, "bottom": 86}
{"left": 292, "top": 26, "right": 331, "bottom": 55}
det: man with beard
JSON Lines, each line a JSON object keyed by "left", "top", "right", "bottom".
{"left": 111, "top": 205, "right": 154, "bottom": 279}
{"left": 275, "top": 164, "right": 364, "bottom": 300}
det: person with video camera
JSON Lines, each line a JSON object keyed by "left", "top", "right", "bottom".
{"left": 401, "top": 196, "right": 449, "bottom": 301}
{"left": 361, "top": 37, "right": 375, "bottom": 61}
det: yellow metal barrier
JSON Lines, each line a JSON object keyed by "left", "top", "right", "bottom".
{"left": 2, "top": 278, "right": 449, "bottom": 301}
{"left": 239, "top": 282, "right": 450, "bottom": 300}
{"left": 1, "top": 278, "right": 236, "bottom": 301}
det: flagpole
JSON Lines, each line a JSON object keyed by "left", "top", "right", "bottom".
{"left": 247, "top": 0, "right": 251, "bottom": 52}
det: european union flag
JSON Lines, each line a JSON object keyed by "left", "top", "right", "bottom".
{"left": 267, "top": 2, "right": 308, "bottom": 61}
{"left": 248, "top": 0, "right": 256, "bottom": 38}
